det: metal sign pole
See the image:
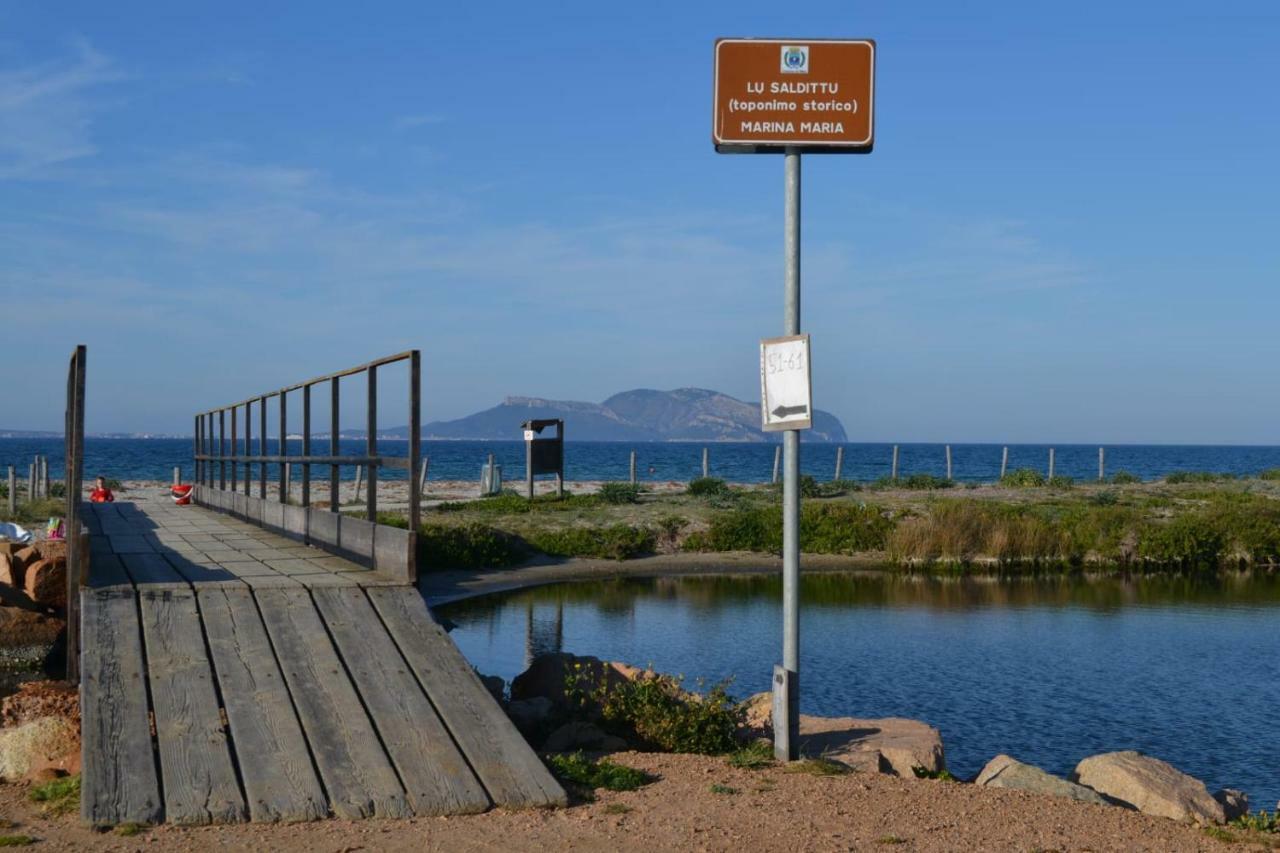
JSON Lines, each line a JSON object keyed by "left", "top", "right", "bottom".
{"left": 774, "top": 147, "right": 802, "bottom": 761}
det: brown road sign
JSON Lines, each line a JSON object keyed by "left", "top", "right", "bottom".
{"left": 713, "top": 38, "right": 875, "bottom": 153}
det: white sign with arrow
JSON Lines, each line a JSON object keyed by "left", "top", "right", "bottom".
{"left": 760, "top": 334, "right": 812, "bottom": 432}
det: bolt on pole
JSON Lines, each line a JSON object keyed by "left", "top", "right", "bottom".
{"left": 774, "top": 148, "right": 802, "bottom": 762}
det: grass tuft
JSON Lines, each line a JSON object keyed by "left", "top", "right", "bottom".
{"left": 545, "top": 752, "right": 654, "bottom": 792}
{"left": 28, "top": 774, "right": 79, "bottom": 817}
{"left": 0, "top": 836, "right": 35, "bottom": 847}
{"left": 709, "top": 783, "right": 738, "bottom": 795}
{"left": 728, "top": 741, "right": 776, "bottom": 770}
{"left": 785, "top": 758, "right": 851, "bottom": 777}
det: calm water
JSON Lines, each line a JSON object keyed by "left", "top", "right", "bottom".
{"left": 8, "top": 437, "right": 1280, "bottom": 485}
{"left": 441, "top": 573, "right": 1280, "bottom": 807}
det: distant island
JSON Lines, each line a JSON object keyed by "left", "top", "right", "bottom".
{"left": 402, "top": 388, "right": 848, "bottom": 443}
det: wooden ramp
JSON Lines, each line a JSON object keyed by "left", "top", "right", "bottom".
{"left": 79, "top": 498, "right": 565, "bottom": 826}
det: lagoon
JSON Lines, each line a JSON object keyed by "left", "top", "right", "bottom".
{"left": 441, "top": 571, "right": 1280, "bottom": 808}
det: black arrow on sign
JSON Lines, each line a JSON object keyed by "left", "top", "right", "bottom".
{"left": 771, "top": 405, "right": 809, "bottom": 418}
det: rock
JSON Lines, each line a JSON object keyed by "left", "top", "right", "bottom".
{"left": 511, "top": 652, "right": 660, "bottom": 711}
{"left": 1071, "top": 751, "right": 1225, "bottom": 824}
{"left": 0, "top": 716, "right": 78, "bottom": 782}
{"left": 24, "top": 558, "right": 66, "bottom": 608}
{"left": 1, "top": 681, "right": 79, "bottom": 729}
{"left": 741, "top": 691, "right": 773, "bottom": 737}
{"left": 28, "top": 766, "right": 63, "bottom": 783}
{"left": 506, "top": 697, "right": 554, "bottom": 732}
{"left": 542, "top": 721, "right": 627, "bottom": 754}
{"left": 1213, "top": 788, "right": 1249, "bottom": 822}
{"left": 0, "top": 553, "right": 21, "bottom": 588}
{"left": 975, "top": 754, "right": 1109, "bottom": 805}
{"left": 796, "top": 715, "right": 945, "bottom": 778}
{"left": 477, "top": 672, "right": 505, "bottom": 704}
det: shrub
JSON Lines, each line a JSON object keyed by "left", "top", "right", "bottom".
{"left": 1000, "top": 468, "right": 1045, "bottom": 487}
{"left": 418, "top": 523, "right": 523, "bottom": 570}
{"left": 1137, "top": 515, "right": 1225, "bottom": 568}
{"left": 686, "top": 477, "right": 730, "bottom": 497}
{"left": 1047, "top": 475, "right": 1075, "bottom": 489}
{"left": 1259, "top": 469, "right": 1280, "bottom": 482}
{"left": 868, "top": 474, "right": 954, "bottom": 491}
{"left": 728, "top": 740, "right": 776, "bottom": 770}
{"left": 597, "top": 482, "right": 642, "bottom": 505}
{"left": 1165, "top": 471, "right": 1234, "bottom": 484}
{"left": 525, "top": 524, "right": 655, "bottom": 560}
{"left": 694, "top": 502, "right": 892, "bottom": 554}
{"left": 1231, "top": 809, "right": 1279, "bottom": 834}
{"left": 545, "top": 752, "right": 654, "bottom": 792}
{"left": 1109, "top": 471, "right": 1142, "bottom": 484}
{"left": 566, "top": 670, "right": 744, "bottom": 755}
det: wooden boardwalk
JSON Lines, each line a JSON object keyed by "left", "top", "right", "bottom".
{"left": 80, "top": 496, "right": 565, "bottom": 825}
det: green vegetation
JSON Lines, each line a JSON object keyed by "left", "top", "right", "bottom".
{"left": 602, "top": 802, "right": 632, "bottom": 815}
{"left": 545, "top": 752, "right": 654, "bottom": 792}
{"left": 1109, "top": 471, "right": 1142, "bottom": 484}
{"left": 1000, "top": 468, "right": 1045, "bottom": 487}
{"left": 686, "top": 477, "right": 730, "bottom": 497}
{"left": 565, "top": 668, "right": 744, "bottom": 755}
{"left": 870, "top": 474, "right": 953, "bottom": 491}
{"left": 709, "top": 783, "right": 739, "bottom": 795}
{"left": 1047, "top": 475, "right": 1075, "bottom": 489}
{"left": 418, "top": 523, "right": 523, "bottom": 570}
{"left": 1203, "top": 825, "right": 1237, "bottom": 844}
{"left": 685, "top": 502, "right": 893, "bottom": 554}
{"left": 598, "top": 482, "right": 642, "bottom": 505}
{"left": 1166, "top": 471, "right": 1235, "bottom": 484}
{"left": 1232, "top": 809, "right": 1279, "bottom": 834}
{"left": 912, "top": 767, "right": 956, "bottom": 781}
{"left": 114, "top": 823, "right": 149, "bottom": 837}
{"left": 29, "top": 774, "right": 79, "bottom": 817}
{"left": 0, "top": 837, "right": 34, "bottom": 848}
{"left": 3, "top": 497, "right": 65, "bottom": 525}
{"left": 728, "top": 740, "right": 776, "bottom": 770}
{"left": 525, "top": 524, "right": 655, "bottom": 561}
{"left": 1260, "top": 469, "right": 1280, "bottom": 482}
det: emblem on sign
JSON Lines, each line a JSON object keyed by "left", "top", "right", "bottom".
{"left": 780, "top": 45, "right": 809, "bottom": 73}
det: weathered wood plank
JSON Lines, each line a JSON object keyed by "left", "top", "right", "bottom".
{"left": 198, "top": 588, "right": 328, "bottom": 822}
{"left": 312, "top": 587, "right": 489, "bottom": 815}
{"left": 80, "top": 589, "right": 163, "bottom": 826}
{"left": 256, "top": 587, "right": 409, "bottom": 819}
{"left": 367, "top": 587, "right": 567, "bottom": 808}
{"left": 138, "top": 590, "right": 246, "bottom": 825}
{"left": 120, "top": 553, "right": 188, "bottom": 586}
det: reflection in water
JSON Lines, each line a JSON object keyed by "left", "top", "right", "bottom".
{"left": 442, "top": 570, "right": 1280, "bottom": 808}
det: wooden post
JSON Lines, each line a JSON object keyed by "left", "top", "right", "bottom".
{"left": 833, "top": 446, "right": 844, "bottom": 482}
{"left": 258, "top": 395, "right": 267, "bottom": 499}
{"left": 1048, "top": 447, "right": 1055, "bottom": 480}
{"left": 702, "top": 447, "right": 709, "bottom": 479}
{"left": 194, "top": 415, "right": 201, "bottom": 487}
{"left": 231, "top": 404, "right": 239, "bottom": 493}
{"left": 629, "top": 450, "right": 637, "bottom": 485}
{"left": 219, "top": 409, "right": 227, "bottom": 490}
{"left": 173, "top": 466, "right": 181, "bottom": 486}
{"left": 28, "top": 463, "right": 35, "bottom": 500}
{"left": 353, "top": 465, "right": 363, "bottom": 503}
{"left": 330, "top": 378, "right": 340, "bottom": 513}
{"left": 367, "top": 365, "right": 378, "bottom": 521}
{"left": 945, "top": 445, "right": 953, "bottom": 481}
{"left": 772, "top": 446, "right": 781, "bottom": 484}
{"left": 418, "top": 456, "right": 429, "bottom": 497}
{"left": 64, "top": 345, "right": 86, "bottom": 682}
{"left": 243, "top": 401, "right": 252, "bottom": 497}
{"left": 302, "top": 384, "right": 312, "bottom": 508}
{"left": 556, "top": 421, "right": 564, "bottom": 498}
{"left": 891, "top": 445, "right": 899, "bottom": 481}
{"left": 7, "top": 466, "right": 14, "bottom": 515}
{"left": 1098, "top": 447, "right": 1105, "bottom": 482}
{"left": 407, "top": 350, "right": 421, "bottom": 567}
{"left": 526, "top": 434, "right": 534, "bottom": 500}
{"left": 1000, "top": 446, "right": 1009, "bottom": 480}
{"left": 278, "top": 390, "right": 288, "bottom": 502}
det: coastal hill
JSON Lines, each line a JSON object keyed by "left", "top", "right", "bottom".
{"left": 413, "top": 388, "right": 848, "bottom": 442}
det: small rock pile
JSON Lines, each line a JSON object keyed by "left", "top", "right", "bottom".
{"left": 0, "top": 540, "right": 68, "bottom": 610}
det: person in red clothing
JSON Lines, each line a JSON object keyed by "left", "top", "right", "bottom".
{"left": 89, "top": 476, "right": 115, "bottom": 503}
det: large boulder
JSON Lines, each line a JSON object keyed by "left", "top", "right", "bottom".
{"left": 975, "top": 754, "right": 1109, "bottom": 805}
{"left": 506, "top": 697, "right": 554, "bottom": 733}
{"left": 0, "top": 716, "right": 78, "bottom": 782}
{"left": 797, "top": 715, "right": 945, "bottom": 777}
{"left": 542, "top": 721, "right": 628, "bottom": 754}
{"left": 1071, "top": 751, "right": 1225, "bottom": 824}
{"left": 1213, "top": 788, "right": 1249, "bottom": 822}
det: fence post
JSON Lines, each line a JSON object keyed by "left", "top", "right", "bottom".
{"left": 772, "top": 446, "right": 782, "bottom": 484}
{"left": 1000, "top": 446, "right": 1009, "bottom": 480}
{"left": 418, "top": 456, "right": 429, "bottom": 497}
{"left": 702, "top": 447, "right": 709, "bottom": 479}
{"left": 891, "top": 445, "right": 899, "bottom": 482}
{"left": 1048, "top": 448, "right": 1055, "bottom": 480}
{"left": 945, "top": 445, "right": 952, "bottom": 481}
{"left": 833, "top": 446, "right": 844, "bottom": 482}
{"left": 353, "top": 465, "right": 363, "bottom": 503}
{"left": 6, "top": 467, "right": 14, "bottom": 515}
{"left": 173, "top": 466, "right": 181, "bottom": 487}
{"left": 630, "top": 450, "right": 637, "bottom": 485}
{"left": 28, "top": 463, "right": 35, "bottom": 500}
{"left": 1098, "top": 447, "right": 1105, "bottom": 482}
{"left": 283, "top": 463, "right": 291, "bottom": 503}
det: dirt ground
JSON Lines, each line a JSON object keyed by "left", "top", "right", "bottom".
{"left": 0, "top": 752, "right": 1260, "bottom": 852}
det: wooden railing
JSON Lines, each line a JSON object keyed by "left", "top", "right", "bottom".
{"left": 64, "top": 344, "right": 87, "bottom": 681}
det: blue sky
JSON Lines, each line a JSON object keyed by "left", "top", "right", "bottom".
{"left": 3, "top": 2, "right": 1278, "bottom": 442}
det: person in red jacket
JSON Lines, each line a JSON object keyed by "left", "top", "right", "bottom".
{"left": 89, "top": 476, "right": 115, "bottom": 503}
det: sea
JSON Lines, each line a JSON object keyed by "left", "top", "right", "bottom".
{"left": 5, "top": 437, "right": 1280, "bottom": 485}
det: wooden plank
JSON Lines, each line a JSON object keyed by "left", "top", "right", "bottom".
{"left": 80, "top": 589, "right": 163, "bottom": 826}
{"left": 198, "top": 588, "right": 328, "bottom": 822}
{"left": 138, "top": 589, "right": 246, "bottom": 825}
{"left": 313, "top": 587, "right": 489, "bottom": 815}
{"left": 256, "top": 587, "right": 409, "bottom": 819}
{"left": 120, "top": 553, "right": 188, "bottom": 586}
{"left": 367, "top": 587, "right": 566, "bottom": 808}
